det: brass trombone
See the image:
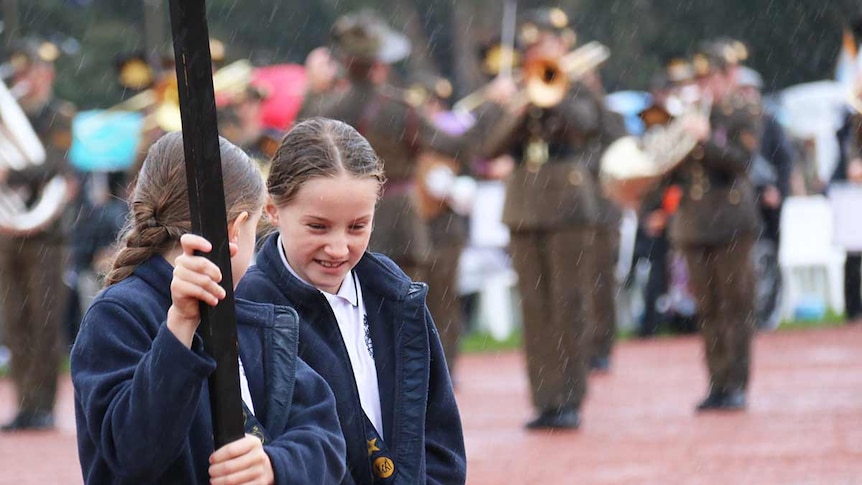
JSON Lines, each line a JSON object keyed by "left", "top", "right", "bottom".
{"left": 110, "top": 59, "right": 254, "bottom": 131}
{"left": 452, "top": 41, "right": 610, "bottom": 113}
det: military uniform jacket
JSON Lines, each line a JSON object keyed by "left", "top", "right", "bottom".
{"left": 237, "top": 234, "right": 467, "bottom": 485}
{"left": 668, "top": 92, "right": 762, "bottom": 246}
{"left": 299, "top": 80, "right": 469, "bottom": 261}
{"left": 483, "top": 82, "right": 626, "bottom": 231}
{"left": 72, "top": 256, "right": 347, "bottom": 484}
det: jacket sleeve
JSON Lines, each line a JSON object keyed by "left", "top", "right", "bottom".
{"left": 423, "top": 308, "right": 467, "bottom": 485}
{"left": 588, "top": 98, "right": 628, "bottom": 176}
{"left": 71, "top": 300, "right": 216, "bottom": 482}
{"left": 699, "top": 104, "right": 761, "bottom": 175}
{"left": 832, "top": 114, "right": 851, "bottom": 184}
{"left": 763, "top": 115, "right": 794, "bottom": 197}
{"left": 415, "top": 112, "right": 472, "bottom": 161}
{"left": 481, "top": 107, "right": 526, "bottom": 160}
{"left": 264, "top": 359, "right": 347, "bottom": 485}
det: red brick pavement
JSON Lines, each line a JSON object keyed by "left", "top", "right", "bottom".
{"left": 1, "top": 325, "right": 861, "bottom": 485}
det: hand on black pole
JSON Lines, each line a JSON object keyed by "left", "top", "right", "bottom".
{"left": 167, "top": 0, "right": 245, "bottom": 449}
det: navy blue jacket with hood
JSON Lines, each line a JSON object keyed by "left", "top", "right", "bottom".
{"left": 71, "top": 255, "right": 347, "bottom": 485}
{"left": 236, "top": 234, "right": 466, "bottom": 485}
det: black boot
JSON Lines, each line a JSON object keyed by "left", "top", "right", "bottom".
{"left": 696, "top": 388, "right": 746, "bottom": 412}
{"left": 525, "top": 407, "right": 580, "bottom": 430}
{"left": 1, "top": 410, "right": 55, "bottom": 432}
{"left": 695, "top": 389, "right": 726, "bottom": 412}
{"left": 720, "top": 389, "right": 747, "bottom": 410}
{"left": 590, "top": 356, "right": 611, "bottom": 373}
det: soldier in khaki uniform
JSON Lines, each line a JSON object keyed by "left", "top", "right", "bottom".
{"left": 0, "top": 40, "right": 75, "bottom": 431}
{"left": 483, "top": 8, "right": 626, "bottom": 429}
{"left": 667, "top": 40, "right": 761, "bottom": 411}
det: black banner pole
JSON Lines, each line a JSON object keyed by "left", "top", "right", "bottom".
{"left": 167, "top": 0, "right": 244, "bottom": 448}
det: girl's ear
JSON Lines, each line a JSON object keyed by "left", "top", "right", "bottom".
{"left": 228, "top": 211, "right": 250, "bottom": 243}
{"left": 265, "top": 198, "right": 280, "bottom": 226}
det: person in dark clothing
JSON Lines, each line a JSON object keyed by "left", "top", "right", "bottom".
{"left": 737, "top": 66, "right": 794, "bottom": 330}
{"left": 71, "top": 133, "right": 346, "bottom": 484}
{"left": 833, "top": 110, "right": 862, "bottom": 321}
{"left": 67, "top": 171, "right": 129, "bottom": 343}
{"left": 632, "top": 61, "right": 692, "bottom": 338}
{"left": 237, "top": 118, "right": 466, "bottom": 485}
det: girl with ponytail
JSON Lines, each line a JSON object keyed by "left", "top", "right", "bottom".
{"left": 71, "top": 132, "right": 346, "bottom": 484}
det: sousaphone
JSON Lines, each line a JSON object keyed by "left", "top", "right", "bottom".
{"left": 0, "top": 78, "right": 69, "bottom": 236}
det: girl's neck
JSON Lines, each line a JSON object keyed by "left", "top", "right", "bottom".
{"left": 161, "top": 245, "right": 182, "bottom": 267}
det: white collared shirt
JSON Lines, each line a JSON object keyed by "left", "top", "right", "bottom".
{"left": 277, "top": 236, "right": 383, "bottom": 435}
{"left": 238, "top": 357, "right": 255, "bottom": 415}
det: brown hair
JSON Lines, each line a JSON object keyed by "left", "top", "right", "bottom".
{"left": 105, "top": 131, "right": 265, "bottom": 286}
{"left": 267, "top": 117, "right": 385, "bottom": 207}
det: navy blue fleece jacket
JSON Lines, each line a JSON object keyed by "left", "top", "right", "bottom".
{"left": 71, "top": 255, "right": 347, "bottom": 484}
{"left": 236, "top": 234, "right": 466, "bottom": 485}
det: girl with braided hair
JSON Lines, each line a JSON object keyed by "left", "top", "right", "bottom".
{"left": 71, "top": 132, "right": 346, "bottom": 484}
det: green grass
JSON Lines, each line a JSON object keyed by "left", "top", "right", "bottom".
{"left": 777, "top": 310, "right": 846, "bottom": 331}
{"left": 460, "top": 331, "right": 523, "bottom": 353}
{"left": 459, "top": 311, "right": 853, "bottom": 354}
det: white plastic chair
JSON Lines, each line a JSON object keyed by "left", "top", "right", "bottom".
{"left": 778, "top": 195, "right": 846, "bottom": 320}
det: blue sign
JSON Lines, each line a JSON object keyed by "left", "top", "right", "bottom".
{"left": 71, "top": 110, "right": 144, "bottom": 172}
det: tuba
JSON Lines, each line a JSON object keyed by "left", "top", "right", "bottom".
{"left": 0, "top": 78, "right": 70, "bottom": 236}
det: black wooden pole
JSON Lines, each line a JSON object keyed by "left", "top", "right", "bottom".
{"left": 167, "top": 0, "right": 244, "bottom": 448}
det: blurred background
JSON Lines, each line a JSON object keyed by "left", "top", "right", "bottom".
{"left": 9, "top": 0, "right": 862, "bottom": 108}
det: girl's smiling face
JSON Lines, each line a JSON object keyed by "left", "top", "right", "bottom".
{"left": 267, "top": 172, "right": 379, "bottom": 294}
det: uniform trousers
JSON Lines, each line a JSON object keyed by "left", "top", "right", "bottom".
{"left": 682, "top": 238, "right": 756, "bottom": 393}
{"left": 510, "top": 227, "right": 595, "bottom": 412}
{"left": 589, "top": 227, "right": 619, "bottom": 362}
{"left": 0, "top": 239, "right": 68, "bottom": 415}
{"left": 426, "top": 243, "right": 464, "bottom": 375}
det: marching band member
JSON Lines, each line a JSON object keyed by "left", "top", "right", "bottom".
{"left": 670, "top": 40, "right": 762, "bottom": 411}
{"left": 0, "top": 39, "right": 77, "bottom": 432}
{"left": 482, "top": 8, "right": 626, "bottom": 430}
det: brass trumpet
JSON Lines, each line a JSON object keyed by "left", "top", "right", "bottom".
{"left": 452, "top": 41, "right": 610, "bottom": 113}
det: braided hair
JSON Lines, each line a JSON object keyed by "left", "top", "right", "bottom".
{"left": 104, "top": 131, "right": 264, "bottom": 286}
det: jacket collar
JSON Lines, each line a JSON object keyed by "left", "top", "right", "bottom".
{"left": 132, "top": 255, "right": 174, "bottom": 301}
